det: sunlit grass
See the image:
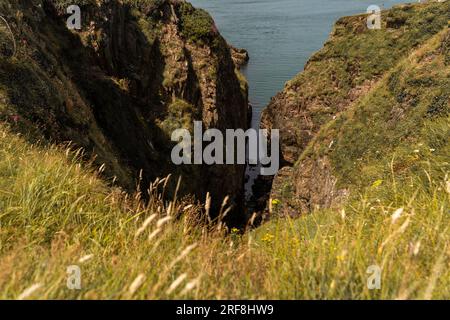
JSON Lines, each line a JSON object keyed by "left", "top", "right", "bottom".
{"left": 0, "top": 123, "right": 448, "bottom": 299}
{"left": 0, "top": 0, "right": 448, "bottom": 301}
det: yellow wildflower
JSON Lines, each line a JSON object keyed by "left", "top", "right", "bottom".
{"left": 261, "top": 233, "right": 275, "bottom": 243}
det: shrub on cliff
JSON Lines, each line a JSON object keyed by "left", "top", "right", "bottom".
{"left": 178, "top": 2, "right": 215, "bottom": 45}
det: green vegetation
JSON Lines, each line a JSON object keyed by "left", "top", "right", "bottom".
{"left": 157, "top": 98, "right": 198, "bottom": 135}
{"left": 288, "top": 1, "right": 449, "bottom": 133}
{"left": 178, "top": 2, "right": 215, "bottom": 45}
{"left": 51, "top": 0, "right": 163, "bottom": 11}
{"left": 235, "top": 68, "right": 249, "bottom": 97}
{"left": 0, "top": 122, "right": 449, "bottom": 299}
{"left": 301, "top": 29, "right": 449, "bottom": 194}
{"left": 50, "top": 0, "right": 96, "bottom": 11}
{"left": 256, "top": 172, "right": 449, "bottom": 299}
{"left": 0, "top": 0, "right": 448, "bottom": 300}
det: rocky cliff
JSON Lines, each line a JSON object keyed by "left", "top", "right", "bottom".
{"left": 0, "top": 0, "right": 249, "bottom": 222}
{"left": 261, "top": 1, "right": 449, "bottom": 217}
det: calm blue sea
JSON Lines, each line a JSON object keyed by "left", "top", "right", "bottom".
{"left": 190, "top": 0, "right": 406, "bottom": 125}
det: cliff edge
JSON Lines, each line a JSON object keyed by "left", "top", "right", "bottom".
{"left": 261, "top": 1, "right": 449, "bottom": 217}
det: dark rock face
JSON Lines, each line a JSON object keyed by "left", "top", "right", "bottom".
{"left": 0, "top": 0, "right": 249, "bottom": 222}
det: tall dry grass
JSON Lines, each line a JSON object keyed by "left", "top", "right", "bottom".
{"left": 0, "top": 124, "right": 449, "bottom": 299}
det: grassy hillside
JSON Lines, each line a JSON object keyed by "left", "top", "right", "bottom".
{"left": 305, "top": 30, "right": 449, "bottom": 189}
{"left": 0, "top": 117, "right": 448, "bottom": 299}
{"left": 269, "top": 25, "right": 449, "bottom": 212}
{"left": 0, "top": 1, "right": 448, "bottom": 299}
{"left": 261, "top": 1, "right": 449, "bottom": 164}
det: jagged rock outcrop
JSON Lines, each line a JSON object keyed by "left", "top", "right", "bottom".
{"left": 229, "top": 45, "right": 249, "bottom": 68}
{"left": 0, "top": 0, "right": 249, "bottom": 222}
{"left": 261, "top": 1, "right": 450, "bottom": 218}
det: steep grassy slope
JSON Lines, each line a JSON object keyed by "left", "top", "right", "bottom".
{"left": 0, "top": 0, "right": 249, "bottom": 221}
{"left": 270, "top": 27, "right": 449, "bottom": 216}
{"left": 262, "top": 1, "right": 449, "bottom": 165}
{"left": 0, "top": 0, "right": 449, "bottom": 300}
{"left": 0, "top": 121, "right": 449, "bottom": 299}
{"left": 261, "top": 1, "right": 449, "bottom": 216}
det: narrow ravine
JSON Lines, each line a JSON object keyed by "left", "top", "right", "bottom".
{"left": 189, "top": 0, "right": 408, "bottom": 215}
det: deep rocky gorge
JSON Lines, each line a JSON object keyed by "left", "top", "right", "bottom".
{"left": 0, "top": 0, "right": 449, "bottom": 301}
{"left": 0, "top": 0, "right": 250, "bottom": 224}
{"left": 1, "top": 0, "right": 448, "bottom": 227}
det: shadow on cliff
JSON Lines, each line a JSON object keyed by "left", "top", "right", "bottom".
{"left": 0, "top": 0, "right": 248, "bottom": 227}
{"left": 0, "top": 0, "right": 174, "bottom": 194}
